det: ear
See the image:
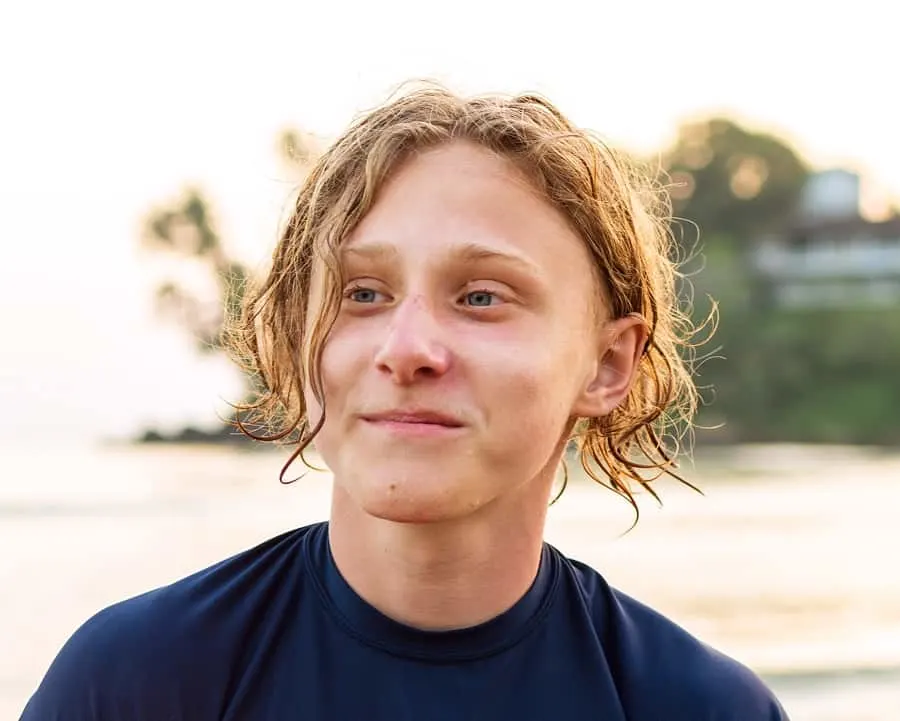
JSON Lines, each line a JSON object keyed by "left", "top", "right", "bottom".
{"left": 571, "top": 314, "right": 648, "bottom": 419}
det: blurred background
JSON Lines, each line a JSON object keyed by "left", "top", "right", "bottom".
{"left": 2, "top": 1, "right": 898, "bottom": 718}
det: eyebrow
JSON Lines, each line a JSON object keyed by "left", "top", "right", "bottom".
{"left": 342, "top": 240, "right": 542, "bottom": 276}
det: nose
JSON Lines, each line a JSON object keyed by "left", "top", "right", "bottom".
{"left": 374, "top": 295, "right": 451, "bottom": 385}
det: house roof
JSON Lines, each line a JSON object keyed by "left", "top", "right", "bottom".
{"left": 787, "top": 213, "right": 900, "bottom": 240}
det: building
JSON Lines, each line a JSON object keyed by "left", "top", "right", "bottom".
{"left": 751, "top": 170, "right": 900, "bottom": 309}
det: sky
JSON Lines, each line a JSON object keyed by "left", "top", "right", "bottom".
{"left": 1, "top": 0, "right": 897, "bottom": 444}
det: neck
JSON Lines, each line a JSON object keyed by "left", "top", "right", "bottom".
{"left": 327, "top": 472, "right": 556, "bottom": 631}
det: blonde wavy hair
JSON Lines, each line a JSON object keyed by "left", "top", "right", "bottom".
{"left": 227, "top": 82, "right": 707, "bottom": 515}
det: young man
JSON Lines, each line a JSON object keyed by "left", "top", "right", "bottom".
{"left": 22, "top": 85, "right": 789, "bottom": 720}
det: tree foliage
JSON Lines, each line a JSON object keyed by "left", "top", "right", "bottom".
{"left": 661, "top": 117, "right": 810, "bottom": 245}
{"left": 140, "top": 129, "right": 313, "bottom": 409}
{"left": 142, "top": 187, "right": 248, "bottom": 354}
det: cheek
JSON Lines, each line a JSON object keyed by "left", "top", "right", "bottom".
{"left": 310, "top": 330, "right": 365, "bottom": 424}
{"left": 303, "top": 387, "right": 324, "bottom": 430}
{"left": 303, "top": 349, "right": 339, "bottom": 461}
{"left": 488, "top": 349, "right": 579, "bottom": 442}
{"left": 300, "top": 336, "right": 340, "bottom": 436}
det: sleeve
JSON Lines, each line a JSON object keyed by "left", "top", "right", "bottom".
{"left": 18, "top": 604, "right": 170, "bottom": 721}
{"left": 767, "top": 698, "right": 791, "bottom": 721}
{"left": 707, "top": 656, "right": 792, "bottom": 721}
{"left": 19, "top": 615, "right": 116, "bottom": 721}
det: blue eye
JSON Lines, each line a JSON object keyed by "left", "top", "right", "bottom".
{"left": 465, "top": 291, "right": 497, "bottom": 307}
{"left": 347, "top": 287, "right": 379, "bottom": 303}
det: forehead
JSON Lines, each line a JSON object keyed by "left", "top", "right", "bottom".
{"left": 340, "top": 142, "right": 592, "bottom": 276}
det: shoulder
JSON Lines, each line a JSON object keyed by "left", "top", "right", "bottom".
{"left": 20, "top": 524, "right": 321, "bottom": 721}
{"left": 559, "top": 553, "right": 789, "bottom": 720}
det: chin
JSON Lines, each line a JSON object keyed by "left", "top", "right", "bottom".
{"left": 364, "top": 502, "right": 457, "bottom": 525}
{"left": 343, "top": 468, "right": 489, "bottom": 525}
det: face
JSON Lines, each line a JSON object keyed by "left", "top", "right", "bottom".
{"left": 306, "top": 141, "right": 645, "bottom": 524}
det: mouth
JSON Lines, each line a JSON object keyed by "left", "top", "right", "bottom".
{"left": 360, "top": 410, "right": 465, "bottom": 430}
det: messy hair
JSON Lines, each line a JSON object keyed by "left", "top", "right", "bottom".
{"left": 226, "top": 82, "right": 708, "bottom": 515}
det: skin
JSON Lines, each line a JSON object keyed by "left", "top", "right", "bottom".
{"left": 306, "top": 141, "right": 647, "bottom": 631}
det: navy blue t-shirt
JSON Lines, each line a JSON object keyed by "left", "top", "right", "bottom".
{"left": 21, "top": 522, "right": 788, "bottom": 720}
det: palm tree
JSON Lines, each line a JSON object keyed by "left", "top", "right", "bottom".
{"left": 138, "top": 129, "right": 313, "bottom": 441}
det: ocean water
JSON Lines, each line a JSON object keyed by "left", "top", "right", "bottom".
{"left": 1, "top": 442, "right": 898, "bottom": 719}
